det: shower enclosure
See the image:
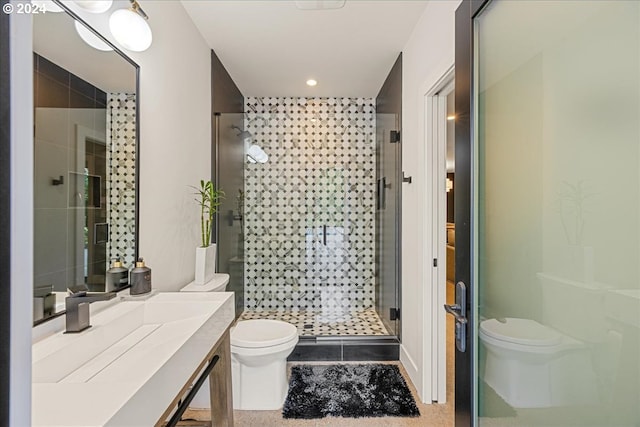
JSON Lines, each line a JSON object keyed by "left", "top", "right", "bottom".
{"left": 213, "top": 112, "right": 246, "bottom": 317}
{"left": 215, "top": 95, "right": 401, "bottom": 359}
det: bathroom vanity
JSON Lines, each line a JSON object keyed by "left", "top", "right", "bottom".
{"left": 29, "top": 4, "right": 238, "bottom": 425}
{"left": 32, "top": 292, "right": 235, "bottom": 426}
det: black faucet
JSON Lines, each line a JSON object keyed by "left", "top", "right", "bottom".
{"left": 65, "top": 289, "right": 117, "bottom": 333}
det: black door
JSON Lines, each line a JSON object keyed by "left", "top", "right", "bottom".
{"left": 452, "top": 1, "right": 490, "bottom": 426}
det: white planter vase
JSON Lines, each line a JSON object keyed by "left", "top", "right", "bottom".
{"left": 195, "top": 244, "right": 216, "bottom": 285}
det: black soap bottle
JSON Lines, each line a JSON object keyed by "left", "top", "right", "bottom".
{"left": 130, "top": 257, "right": 152, "bottom": 295}
{"left": 106, "top": 258, "right": 129, "bottom": 291}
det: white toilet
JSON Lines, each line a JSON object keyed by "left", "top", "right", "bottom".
{"left": 180, "top": 275, "right": 298, "bottom": 411}
{"left": 231, "top": 319, "right": 298, "bottom": 410}
{"left": 479, "top": 273, "right": 606, "bottom": 408}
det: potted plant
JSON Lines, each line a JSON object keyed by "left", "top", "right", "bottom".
{"left": 193, "top": 179, "right": 224, "bottom": 284}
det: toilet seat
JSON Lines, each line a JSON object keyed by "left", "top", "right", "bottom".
{"left": 480, "top": 318, "right": 562, "bottom": 346}
{"left": 231, "top": 319, "right": 298, "bottom": 348}
{"left": 479, "top": 317, "right": 584, "bottom": 354}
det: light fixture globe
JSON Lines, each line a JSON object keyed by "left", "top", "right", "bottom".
{"left": 73, "top": 0, "right": 113, "bottom": 13}
{"left": 109, "top": 8, "right": 152, "bottom": 52}
{"left": 74, "top": 21, "right": 113, "bottom": 51}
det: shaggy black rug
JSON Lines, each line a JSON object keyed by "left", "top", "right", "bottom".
{"left": 282, "top": 364, "right": 421, "bottom": 419}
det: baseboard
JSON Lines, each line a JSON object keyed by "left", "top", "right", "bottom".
{"left": 400, "top": 344, "right": 426, "bottom": 402}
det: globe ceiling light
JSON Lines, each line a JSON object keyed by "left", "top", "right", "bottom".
{"left": 72, "top": 0, "right": 113, "bottom": 13}
{"left": 31, "top": 1, "right": 63, "bottom": 12}
{"left": 109, "top": 0, "right": 152, "bottom": 52}
{"left": 74, "top": 20, "right": 113, "bottom": 51}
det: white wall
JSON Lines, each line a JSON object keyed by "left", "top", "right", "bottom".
{"left": 401, "top": 0, "right": 461, "bottom": 402}
{"left": 65, "top": 1, "right": 213, "bottom": 291}
{"left": 11, "top": 1, "right": 212, "bottom": 422}
{"left": 10, "top": 4, "right": 34, "bottom": 425}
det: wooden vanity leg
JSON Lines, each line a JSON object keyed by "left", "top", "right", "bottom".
{"left": 209, "top": 330, "right": 233, "bottom": 427}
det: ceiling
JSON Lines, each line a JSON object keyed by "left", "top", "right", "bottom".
{"left": 181, "top": 0, "right": 428, "bottom": 98}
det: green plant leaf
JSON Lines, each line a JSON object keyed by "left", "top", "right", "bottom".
{"left": 191, "top": 179, "right": 225, "bottom": 247}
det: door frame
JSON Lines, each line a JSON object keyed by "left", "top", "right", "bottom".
{"left": 454, "top": 0, "right": 490, "bottom": 425}
{"left": 0, "top": 2, "right": 11, "bottom": 424}
{"left": 424, "top": 66, "right": 454, "bottom": 404}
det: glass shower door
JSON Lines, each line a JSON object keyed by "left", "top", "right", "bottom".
{"left": 214, "top": 113, "right": 245, "bottom": 316}
{"left": 307, "top": 166, "right": 351, "bottom": 324}
{"left": 375, "top": 112, "right": 400, "bottom": 337}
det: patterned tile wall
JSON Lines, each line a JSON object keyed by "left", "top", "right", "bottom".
{"left": 106, "top": 93, "right": 136, "bottom": 267}
{"left": 244, "top": 97, "right": 376, "bottom": 313}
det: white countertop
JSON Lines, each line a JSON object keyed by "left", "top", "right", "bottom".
{"left": 180, "top": 273, "right": 230, "bottom": 292}
{"left": 32, "top": 292, "right": 235, "bottom": 427}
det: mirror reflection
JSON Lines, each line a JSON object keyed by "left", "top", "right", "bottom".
{"left": 32, "top": 7, "right": 138, "bottom": 323}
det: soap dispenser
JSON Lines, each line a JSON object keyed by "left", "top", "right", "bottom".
{"left": 130, "top": 257, "right": 152, "bottom": 295}
{"left": 105, "top": 258, "right": 129, "bottom": 291}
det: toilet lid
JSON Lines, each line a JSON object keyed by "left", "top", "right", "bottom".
{"left": 480, "top": 318, "right": 562, "bottom": 346}
{"left": 231, "top": 319, "right": 298, "bottom": 348}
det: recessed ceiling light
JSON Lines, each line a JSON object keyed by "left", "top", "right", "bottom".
{"left": 306, "top": 79, "right": 317, "bottom": 87}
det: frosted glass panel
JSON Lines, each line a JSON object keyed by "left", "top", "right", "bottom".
{"left": 476, "top": 1, "right": 640, "bottom": 425}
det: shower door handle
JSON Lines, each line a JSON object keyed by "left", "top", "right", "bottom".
{"left": 377, "top": 177, "right": 386, "bottom": 210}
{"left": 444, "top": 281, "right": 467, "bottom": 352}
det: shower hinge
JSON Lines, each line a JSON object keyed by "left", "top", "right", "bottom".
{"left": 433, "top": 258, "right": 438, "bottom": 267}
{"left": 390, "top": 307, "right": 400, "bottom": 321}
{"left": 390, "top": 130, "right": 400, "bottom": 143}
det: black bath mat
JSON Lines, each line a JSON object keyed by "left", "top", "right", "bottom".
{"left": 282, "top": 364, "right": 420, "bottom": 419}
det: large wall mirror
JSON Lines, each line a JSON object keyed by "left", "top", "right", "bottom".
{"left": 33, "top": 3, "right": 139, "bottom": 324}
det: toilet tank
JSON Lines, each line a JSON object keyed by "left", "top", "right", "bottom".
{"left": 537, "top": 272, "right": 608, "bottom": 343}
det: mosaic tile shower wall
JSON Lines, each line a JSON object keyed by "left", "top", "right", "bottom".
{"left": 244, "top": 97, "right": 376, "bottom": 314}
{"left": 106, "top": 93, "right": 136, "bottom": 266}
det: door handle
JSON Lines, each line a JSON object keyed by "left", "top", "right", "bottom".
{"left": 444, "top": 281, "right": 468, "bottom": 352}
{"left": 443, "top": 303, "right": 467, "bottom": 324}
{"left": 377, "top": 177, "right": 387, "bottom": 210}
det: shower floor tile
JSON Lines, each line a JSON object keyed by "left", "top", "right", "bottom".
{"left": 239, "top": 308, "right": 390, "bottom": 336}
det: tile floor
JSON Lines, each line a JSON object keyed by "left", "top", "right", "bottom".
{"left": 239, "top": 308, "right": 390, "bottom": 336}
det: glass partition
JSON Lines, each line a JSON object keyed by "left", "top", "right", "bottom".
{"left": 475, "top": 1, "right": 640, "bottom": 425}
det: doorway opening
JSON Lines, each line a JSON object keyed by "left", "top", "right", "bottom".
{"left": 425, "top": 67, "right": 454, "bottom": 404}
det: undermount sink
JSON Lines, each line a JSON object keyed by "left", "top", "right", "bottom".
{"left": 32, "top": 291, "right": 234, "bottom": 426}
